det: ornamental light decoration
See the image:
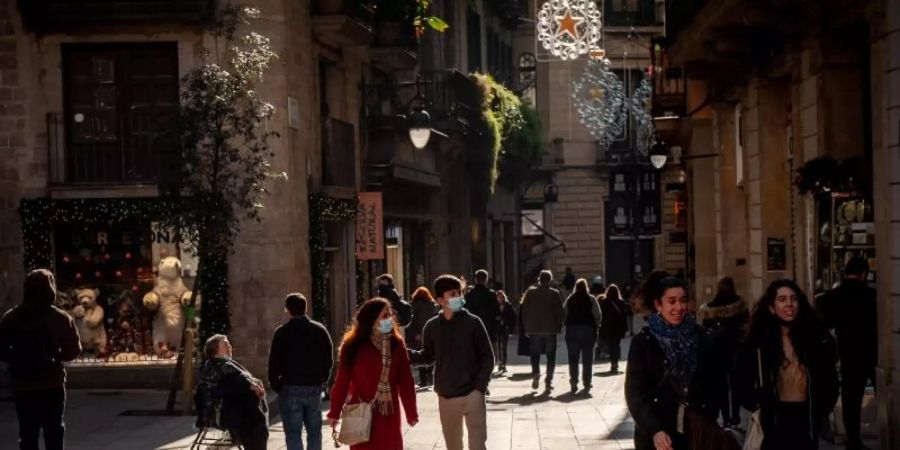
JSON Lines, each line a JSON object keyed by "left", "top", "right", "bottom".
{"left": 536, "top": 0, "right": 602, "bottom": 61}
{"left": 572, "top": 57, "right": 627, "bottom": 150}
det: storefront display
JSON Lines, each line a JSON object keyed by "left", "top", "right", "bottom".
{"left": 815, "top": 193, "right": 876, "bottom": 293}
{"left": 19, "top": 198, "right": 200, "bottom": 366}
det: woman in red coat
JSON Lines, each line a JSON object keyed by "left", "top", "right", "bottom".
{"left": 327, "top": 298, "right": 418, "bottom": 449}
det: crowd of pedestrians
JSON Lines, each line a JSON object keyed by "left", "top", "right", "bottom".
{"left": 0, "top": 260, "right": 879, "bottom": 450}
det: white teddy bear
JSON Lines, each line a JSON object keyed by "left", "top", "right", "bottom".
{"left": 143, "top": 257, "right": 198, "bottom": 358}
{"left": 71, "top": 288, "right": 107, "bottom": 355}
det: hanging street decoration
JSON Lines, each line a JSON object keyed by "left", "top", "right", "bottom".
{"left": 536, "top": 0, "right": 602, "bottom": 61}
{"left": 572, "top": 57, "right": 627, "bottom": 150}
{"left": 630, "top": 74, "right": 655, "bottom": 154}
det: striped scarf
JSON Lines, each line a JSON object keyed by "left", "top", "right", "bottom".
{"left": 369, "top": 332, "right": 394, "bottom": 415}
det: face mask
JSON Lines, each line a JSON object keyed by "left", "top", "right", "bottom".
{"left": 377, "top": 318, "right": 394, "bottom": 334}
{"left": 447, "top": 296, "right": 465, "bottom": 312}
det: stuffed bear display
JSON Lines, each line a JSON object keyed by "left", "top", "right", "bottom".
{"left": 143, "top": 257, "right": 197, "bottom": 358}
{"left": 71, "top": 288, "right": 107, "bottom": 355}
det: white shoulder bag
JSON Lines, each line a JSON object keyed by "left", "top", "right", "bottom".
{"left": 743, "top": 349, "right": 765, "bottom": 450}
{"left": 334, "top": 401, "right": 372, "bottom": 446}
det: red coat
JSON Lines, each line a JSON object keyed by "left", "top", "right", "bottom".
{"left": 328, "top": 339, "right": 417, "bottom": 450}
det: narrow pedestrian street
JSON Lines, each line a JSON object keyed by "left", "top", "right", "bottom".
{"left": 0, "top": 336, "right": 873, "bottom": 450}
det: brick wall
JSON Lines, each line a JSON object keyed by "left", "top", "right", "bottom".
{"left": 0, "top": 0, "right": 25, "bottom": 316}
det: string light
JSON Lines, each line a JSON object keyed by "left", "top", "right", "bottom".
{"left": 308, "top": 193, "right": 358, "bottom": 324}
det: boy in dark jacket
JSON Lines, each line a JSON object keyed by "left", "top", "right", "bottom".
{"left": 0, "top": 269, "right": 82, "bottom": 450}
{"left": 268, "top": 293, "right": 333, "bottom": 450}
{"left": 409, "top": 275, "right": 494, "bottom": 450}
{"left": 464, "top": 270, "right": 501, "bottom": 358}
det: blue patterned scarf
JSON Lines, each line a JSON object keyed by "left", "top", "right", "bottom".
{"left": 648, "top": 313, "right": 699, "bottom": 386}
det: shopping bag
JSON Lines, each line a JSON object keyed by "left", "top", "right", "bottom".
{"left": 743, "top": 349, "right": 765, "bottom": 450}
{"left": 336, "top": 402, "right": 372, "bottom": 446}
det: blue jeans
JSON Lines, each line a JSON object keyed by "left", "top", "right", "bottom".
{"left": 279, "top": 385, "right": 323, "bottom": 450}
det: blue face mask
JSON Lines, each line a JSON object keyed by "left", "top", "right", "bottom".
{"left": 377, "top": 318, "right": 394, "bottom": 334}
{"left": 447, "top": 296, "right": 465, "bottom": 312}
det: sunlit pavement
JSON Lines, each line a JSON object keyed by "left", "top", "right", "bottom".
{"left": 0, "top": 336, "right": 877, "bottom": 449}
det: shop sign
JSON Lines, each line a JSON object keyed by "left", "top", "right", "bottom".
{"left": 767, "top": 237, "right": 786, "bottom": 271}
{"left": 356, "top": 192, "right": 384, "bottom": 260}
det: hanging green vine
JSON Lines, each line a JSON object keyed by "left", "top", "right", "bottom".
{"left": 308, "top": 193, "right": 359, "bottom": 324}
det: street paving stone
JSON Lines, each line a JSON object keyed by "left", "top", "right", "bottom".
{"left": 0, "top": 336, "right": 877, "bottom": 449}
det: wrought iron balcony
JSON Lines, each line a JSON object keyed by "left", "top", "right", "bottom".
{"left": 651, "top": 37, "right": 686, "bottom": 119}
{"left": 47, "top": 113, "right": 170, "bottom": 187}
{"left": 604, "top": 0, "right": 660, "bottom": 27}
{"left": 19, "top": 0, "right": 213, "bottom": 29}
{"left": 421, "top": 69, "right": 480, "bottom": 134}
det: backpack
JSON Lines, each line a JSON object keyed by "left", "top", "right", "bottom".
{"left": 7, "top": 320, "right": 58, "bottom": 380}
{"left": 393, "top": 299, "right": 413, "bottom": 328}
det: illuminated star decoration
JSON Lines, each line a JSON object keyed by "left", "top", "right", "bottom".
{"left": 536, "top": 0, "right": 602, "bottom": 61}
{"left": 556, "top": 8, "right": 583, "bottom": 40}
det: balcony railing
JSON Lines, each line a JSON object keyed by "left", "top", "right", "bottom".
{"left": 48, "top": 113, "right": 165, "bottom": 186}
{"left": 19, "top": 0, "right": 213, "bottom": 28}
{"left": 312, "top": 0, "right": 375, "bottom": 47}
{"left": 322, "top": 118, "right": 357, "bottom": 189}
{"left": 422, "top": 70, "right": 480, "bottom": 133}
{"left": 651, "top": 38, "right": 687, "bottom": 118}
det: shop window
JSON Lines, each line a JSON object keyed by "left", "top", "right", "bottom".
{"left": 53, "top": 222, "right": 198, "bottom": 364}
{"left": 62, "top": 43, "right": 178, "bottom": 184}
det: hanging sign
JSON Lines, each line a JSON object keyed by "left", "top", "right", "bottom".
{"left": 356, "top": 192, "right": 384, "bottom": 260}
{"left": 767, "top": 238, "right": 786, "bottom": 271}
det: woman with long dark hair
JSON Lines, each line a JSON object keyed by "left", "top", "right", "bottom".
{"left": 599, "top": 284, "right": 628, "bottom": 374}
{"left": 327, "top": 298, "right": 418, "bottom": 449}
{"left": 737, "top": 279, "right": 838, "bottom": 449}
{"left": 564, "top": 278, "right": 601, "bottom": 394}
{"left": 625, "top": 276, "right": 727, "bottom": 450}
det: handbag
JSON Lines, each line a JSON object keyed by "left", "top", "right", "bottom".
{"left": 743, "top": 350, "right": 765, "bottom": 450}
{"left": 334, "top": 402, "right": 372, "bottom": 446}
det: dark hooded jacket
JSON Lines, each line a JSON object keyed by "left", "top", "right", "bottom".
{"left": 0, "top": 269, "right": 81, "bottom": 392}
{"left": 698, "top": 294, "right": 749, "bottom": 351}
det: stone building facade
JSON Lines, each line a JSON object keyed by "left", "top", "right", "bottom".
{"left": 513, "top": 0, "right": 681, "bottom": 291}
{"left": 656, "top": 0, "right": 900, "bottom": 444}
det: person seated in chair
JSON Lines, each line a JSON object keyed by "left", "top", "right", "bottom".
{"left": 196, "top": 334, "right": 269, "bottom": 450}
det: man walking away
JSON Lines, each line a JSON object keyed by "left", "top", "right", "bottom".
{"left": 520, "top": 270, "right": 564, "bottom": 392}
{"left": 0, "top": 269, "right": 81, "bottom": 450}
{"left": 409, "top": 275, "right": 494, "bottom": 450}
{"left": 464, "top": 270, "right": 501, "bottom": 369}
{"left": 561, "top": 267, "right": 576, "bottom": 297}
{"left": 563, "top": 279, "right": 601, "bottom": 394}
{"left": 598, "top": 284, "right": 628, "bottom": 374}
{"left": 817, "top": 256, "right": 877, "bottom": 450}
{"left": 377, "top": 274, "right": 413, "bottom": 328}
{"left": 268, "top": 293, "right": 334, "bottom": 450}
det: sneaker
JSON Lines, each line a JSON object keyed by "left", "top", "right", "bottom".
{"left": 532, "top": 375, "right": 540, "bottom": 390}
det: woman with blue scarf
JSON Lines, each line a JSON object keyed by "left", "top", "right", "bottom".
{"left": 625, "top": 276, "right": 727, "bottom": 450}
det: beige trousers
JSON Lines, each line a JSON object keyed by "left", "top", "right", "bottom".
{"left": 437, "top": 390, "right": 487, "bottom": 450}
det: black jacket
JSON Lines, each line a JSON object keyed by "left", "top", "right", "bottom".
{"left": 267, "top": 315, "right": 334, "bottom": 392}
{"left": 698, "top": 295, "right": 749, "bottom": 352}
{"left": 197, "top": 357, "right": 268, "bottom": 442}
{"left": 0, "top": 269, "right": 81, "bottom": 393}
{"left": 599, "top": 296, "right": 628, "bottom": 341}
{"left": 817, "top": 279, "right": 877, "bottom": 367}
{"left": 625, "top": 326, "right": 724, "bottom": 450}
{"left": 409, "top": 309, "right": 495, "bottom": 398}
{"left": 735, "top": 331, "right": 839, "bottom": 442}
{"left": 406, "top": 298, "right": 438, "bottom": 350}
{"left": 465, "top": 284, "right": 500, "bottom": 339}
{"left": 378, "top": 285, "right": 412, "bottom": 327}
{"left": 499, "top": 301, "right": 517, "bottom": 335}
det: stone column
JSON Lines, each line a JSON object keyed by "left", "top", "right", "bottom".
{"left": 871, "top": 0, "right": 900, "bottom": 446}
